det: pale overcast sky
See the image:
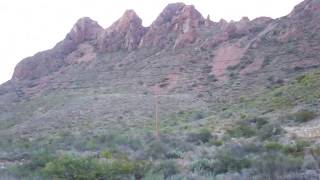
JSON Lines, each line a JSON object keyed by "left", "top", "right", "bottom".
{"left": 0, "top": 0, "right": 303, "bottom": 84}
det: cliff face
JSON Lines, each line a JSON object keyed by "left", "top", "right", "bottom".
{"left": 11, "top": 1, "right": 320, "bottom": 83}
{"left": 139, "top": 3, "right": 205, "bottom": 49}
{"left": 12, "top": 17, "right": 103, "bottom": 81}
{"left": 1, "top": 0, "right": 320, "bottom": 138}
{"left": 98, "top": 10, "right": 147, "bottom": 52}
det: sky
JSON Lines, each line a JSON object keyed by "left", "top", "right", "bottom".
{"left": 0, "top": 0, "right": 304, "bottom": 84}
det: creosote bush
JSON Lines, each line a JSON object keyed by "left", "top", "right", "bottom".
{"left": 43, "top": 155, "right": 149, "bottom": 180}
{"left": 186, "top": 128, "right": 213, "bottom": 144}
{"left": 191, "top": 149, "right": 251, "bottom": 176}
{"left": 290, "top": 110, "right": 316, "bottom": 123}
{"left": 227, "top": 124, "right": 257, "bottom": 138}
{"left": 253, "top": 152, "right": 303, "bottom": 179}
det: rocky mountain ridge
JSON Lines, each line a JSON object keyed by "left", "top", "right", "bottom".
{"left": 10, "top": 2, "right": 278, "bottom": 82}
{"left": 0, "top": 0, "right": 320, "bottom": 139}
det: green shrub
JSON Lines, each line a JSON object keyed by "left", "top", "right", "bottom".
{"left": 253, "top": 117, "right": 269, "bottom": 129}
{"left": 9, "top": 150, "right": 55, "bottom": 178}
{"left": 198, "top": 128, "right": 213, "bottom": 143}
{"left": 209, "top": 139, "right": 223, "bottom": 146}
{"left": 213, "top": 151, "right": 251, "bottom": 174}
{"left": 290, "top": 110, "right": 316, "bottom": 123}
{"left": 145, "top": 140, "right": 169, "bottom": 159}
{"left": 257, "top": 123, "right": 283, "bottom": 140}
{"left": 191, "top": 159, "right": 215, "bottom": 176}
{"left": 186, "top": 128, "right": 212, "bottom": 144}
{"left": 253, "top": 152, "right": 303, "bottom": 179}
{"left": 191, "top": 151, "right": 251, "bottom": 176}
{"left": 154, "top": 160, "right": 180, "bottom": 178}
{"left": 311, "top": 146, "right": 320, "bottom": 156}
{"left": 165, "top": 150, "right": 183, "bottom": 159}
{"left": 227, "top": 124, "right": 257, "bottom": 138}
{"left": 43, "top": 155, "right": 97, "bottom": 180}
{"left": 282, "top": 140, "right": 311, "bottom": 156}
{"left": 264, "top": 142, "right": 283, "bottom": 151}
{"left": 43, "top": 155, "right": 149, "bottom": 180}
{"left": 100, "top": 150, "right": 112, "bottom": 159}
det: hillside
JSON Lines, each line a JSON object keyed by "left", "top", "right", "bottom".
{"left": 0, "top": 0, "right": 320, "bottom": 179}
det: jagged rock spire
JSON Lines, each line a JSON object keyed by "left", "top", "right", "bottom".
{"left": 139, "top": 3, "right": 205, "bottom": 48}
{"left": 98, "top": 10, "right": 147, "bottom": 52}
{"left": 66, "top": 17, "right": 103, "bottom": 44}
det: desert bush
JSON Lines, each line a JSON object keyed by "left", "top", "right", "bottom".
{"left": 253, "top": 152, "right": 303, "bottom": 179}
{"left": 186, "top": 128, "right": 212, "bottom": 144}
{"left": 257, "top": 123, "right": 283, "bottom": 140}
{"left": 246, "top": 117, "right": 269, "bottom": 129}
{"left": 290, "top": 110, "right": 316, "bottom": 123}
{"left": 191, "top": 159, "right": 216, "bottom": 176}
{"left": 226, "top": 123, "right": 257, "bottom": 138}
{"left": 264, "top": 141, "right": 284, "bottom": 151}
{"left": 165, "top": 150, "right": 183, "bottom": 159}
{"left": 9, "top": 150, "right": 55, "bottom": 178}
{"left": 43, "top": 155, "right": 97, "bottom": 180}
{"left": 282, "top": 140, "right": 311, "bottom": 156}
{"left": 100, "top": 150, "right": 112, "bottom": 159}
{"left": 145, "top": 140, "right": 169, "bottom": 159}
{"left": 161, "top": 135, "right": 193, "bottom": 152}
{"left": 191, "top": 150, "right": 251, "bottom": 176}
{"left": 153, "top": 160, "right": 180, "bottom": 178}
{"left": 213, "top": 151, "right": 251, "bottom": 174}
{"left": 43, "top": 155, "right": 149, "bottom": 180}
{"left": 209, "top": 139, "right": 223, "bottom": 146}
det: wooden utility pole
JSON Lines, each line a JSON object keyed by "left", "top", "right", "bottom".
{"left": 155, "top": 95, "right": 160, "bottom": 139}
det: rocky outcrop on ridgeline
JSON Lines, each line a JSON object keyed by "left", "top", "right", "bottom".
{"left": 98, "top": 10, "right": 147, "bottom": 52}
{"left": 10, "top": 0, "right": 320, "bottom": 84}
{"left": 12, "top": 17, "right": 103, "bottom": 81}
{"left": 139, "top": 3, "right": 205, "bottom": 49}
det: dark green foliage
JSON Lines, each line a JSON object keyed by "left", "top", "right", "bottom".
{"left": 209, "top": 139, "right": 223, "bottom": 146}
{"left": 9, "top": 150, "right": 55, "bottom": 178}
{"left": 191, "top": 159, "right": 215, "bottom": 176}
{"left": 165, "top": 150, "right": 183, "bottom": 159}
{"left": 264, "top": 141, "right": 284, "bottom": 151}
{"left": 253, "top": 152, "right": 303, "bottom": 179}
{"left": 227, "top": 123, "right": 257, "bottom": 138}
{"left": 282, "top": 140, "right": 311, "bottom": 156}
{"left": 191, "top": 151, "right": 251, "bottom": 176}
{"left": 226, "top": 117, "right": 271, "bottom": 138}
{"left": 100, "top": 150, "right": 112, "bottom": 159}
{"left": 153, "top": 160, "right": 180, "bottom": 178}
{"left": 289, "top": 110, "right": 316, "bottom": 123}
{"left": 43, "top": 155, "right": 98, "bottom": 180}
{"left": 43, "top": 155, "right": 149, "bottom": 180}
{"left": 186, "top": 128, "right": 212, "bottom": 144}
{"left": 214, "top": 152, "right": 251, "bottom": 174}
{"left": 145, "top": 140, "right": 169, "bottom": 159}
{"left": 257, "top": 123, "right": 283, "bottom": 141}
{"left": 9, "top": 151, "right": 149, "bottom": 180}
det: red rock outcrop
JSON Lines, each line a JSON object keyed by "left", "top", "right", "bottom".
{"left": 139, "top": 3, "right": 205, "bottom": 49}
{"left": 11, "top": 0, "right": 319, "bottom": 83}
{"left": 98, "top": 10, "right": 147, "bottom": 52}
{"left": 12, "top": 17, "right": 103, "bottom": 81}
{"left": 274, "top": 0, "right": 320, "bottom": 42}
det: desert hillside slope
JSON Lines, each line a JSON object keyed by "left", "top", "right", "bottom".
{"left": 0, "top": 0, "right": 320, "bottom": 179}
